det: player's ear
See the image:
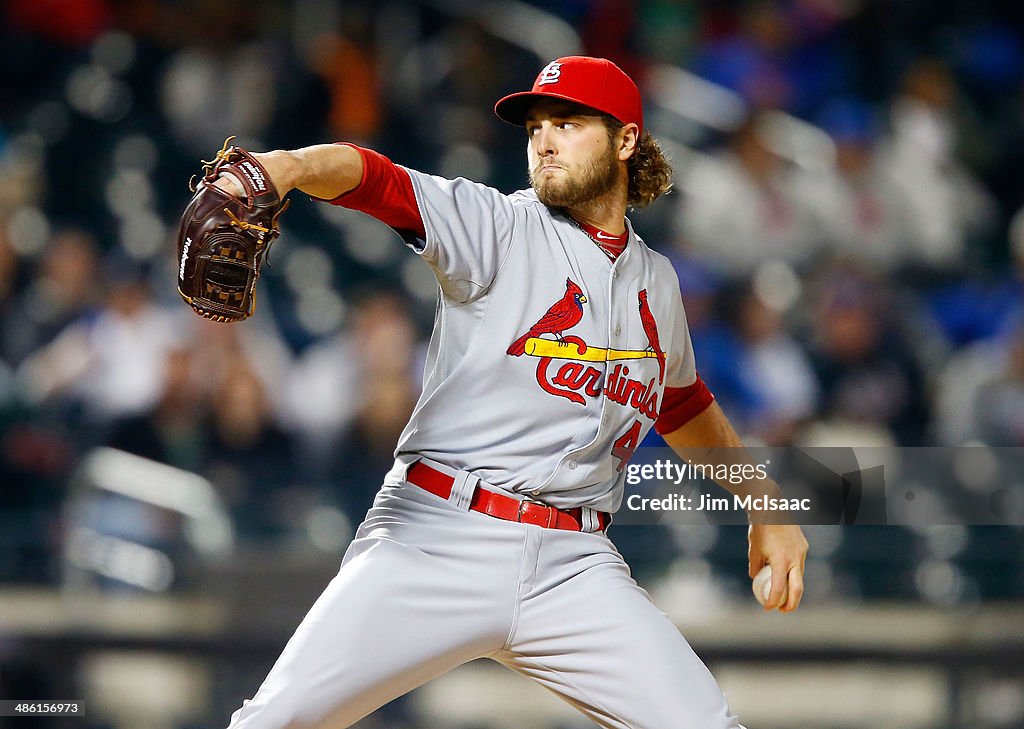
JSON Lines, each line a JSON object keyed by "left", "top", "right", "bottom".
{"left": 617, "top": 123, "right": 640, "bottom": 161}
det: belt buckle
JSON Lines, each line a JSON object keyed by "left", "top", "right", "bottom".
{"left": 517, "top": 497, "right": 556, "bottom": 528}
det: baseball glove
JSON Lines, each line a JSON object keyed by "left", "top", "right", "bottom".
{"left": 176, "top": 137, "right": 290, "bottom": 322}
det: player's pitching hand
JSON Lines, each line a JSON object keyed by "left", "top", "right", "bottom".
{"left": 747, "top": 523, "right": 808, "bottom": 612}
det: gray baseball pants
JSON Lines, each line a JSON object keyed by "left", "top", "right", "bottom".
{"left": 226, "top": 468, "right": 743, "bottom": 729}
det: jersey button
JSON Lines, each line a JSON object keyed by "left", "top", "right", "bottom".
{"left": 568, "top": 461, "right": 578, "bottom": 470}
{"left": 612, "top": 270, "right": 619, "bottom": 279}
{"left": 614, "top": 325, "right": 621, "bottom": 336}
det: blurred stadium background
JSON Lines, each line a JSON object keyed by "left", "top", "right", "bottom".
{"left": 2, "top": 0, "right": 1024, "bottom": 727}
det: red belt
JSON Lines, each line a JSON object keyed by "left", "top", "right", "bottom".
{"left": 406, "top": 461, "right": 610, "bottom": 532}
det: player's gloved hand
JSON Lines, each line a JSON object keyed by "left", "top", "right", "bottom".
{"left": 747, "top": 523, "right": 808, "bottom": 612}
{"left": 176, "top": 137, "right": 290, "bottom": 322}
{"left": 213, "top": 174, "right": 245, "bottom": 197}
{"left": 213, "top": 149, "right": 296, "bottom": 198}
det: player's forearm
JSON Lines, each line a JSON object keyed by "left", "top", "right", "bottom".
{"left": 254, "top": 144, "right": 364, "bottom": 200}
{"left": 661, "top": 402, "right": 783, "bottom": 516}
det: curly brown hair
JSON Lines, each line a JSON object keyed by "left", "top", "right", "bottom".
{"left": 604, "top": 117, "right": 674, "bottom": 208}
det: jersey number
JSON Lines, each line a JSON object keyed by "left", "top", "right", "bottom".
{"left": 611, "top": 420, "right": 643, "bottom": 472}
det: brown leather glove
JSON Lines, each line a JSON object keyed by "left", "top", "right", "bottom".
{"left": 176, "top": 137, "right": 289, "bottom": 322}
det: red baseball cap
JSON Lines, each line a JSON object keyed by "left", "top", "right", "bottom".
{"left": 494, "top": 56, "right": 643, "bottom": 135}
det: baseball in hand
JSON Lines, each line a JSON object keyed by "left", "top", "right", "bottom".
{"left": 752, "top": 565, "right": 773, "bottom": 606}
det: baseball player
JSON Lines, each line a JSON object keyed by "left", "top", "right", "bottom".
{"left": 215, "top": 56, "right": 808, "bottom": 729}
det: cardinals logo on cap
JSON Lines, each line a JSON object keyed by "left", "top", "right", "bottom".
{"left": 494, "top": 56, "right": 644, "bottom": 135}
{"left": 537, "top": 61, "right": 562, "bottom": 86}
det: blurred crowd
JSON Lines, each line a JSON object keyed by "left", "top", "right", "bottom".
{"left": 1, "top": 0, "right": 1023, "bottom": 600}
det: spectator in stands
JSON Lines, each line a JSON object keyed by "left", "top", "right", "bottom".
{"left": 877, "top": 57, "right": 997, "bottom": 274}
{"left": 204, "top": 359, "right": 300, "bottom": 541}
{"left": 796, "top": 98, "right": 906, "bottom": 272}
{"left": 158, "top": 0, "right": 284, "bottom": 154}
{"left": 103, "top": 347, "right": 208, "bottom": 472}
{"left": 806, "top": 264, "right": 929, "bottom": 444}
{"left": 969, "top": 321, "right": 1024, "bottom": 446}
{"left": 931, "top": 216, "right": 1024, "bottom": 441}
{"left": 186, "top": 315, "right": 293, "bottom": 419}
{"left": 16, "top": 259, "right": 180, "bottom": 426}
{"left": 675, "top": 113, "right": 818, "bottom": 276}
{"left": 727, "top": 278, "right": 819, "bottom": 444}
{"left": 2, "top": 228, "right": 101, "bottom": 366}
{"left": 304, "top": 8, "right": 382, "bottom": 145}
{"left": 103, "top": 327, "right": 298, "bottom": 543}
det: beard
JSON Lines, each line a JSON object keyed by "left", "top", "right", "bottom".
{"left": 529, "top": 142, "right": 621, "bottom": 209}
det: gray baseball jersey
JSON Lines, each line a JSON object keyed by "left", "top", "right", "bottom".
{"left": 392, "top": 169, "right": 699, "bottom": 513}
{"left": 225, "top": 158, "right": 742, "bottom": 729}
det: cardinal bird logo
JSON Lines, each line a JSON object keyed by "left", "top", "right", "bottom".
{"left": 638, "top": 289, "right": 666, "bottom": 384}
{"left": 507, "top": 278, "right": 588, "bottom": 356}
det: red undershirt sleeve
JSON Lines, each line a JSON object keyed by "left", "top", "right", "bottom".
{"left": 654, "top": 374, "right": 715, "bottom": 435}
{"left": 313, "top": 143, "right": 426, "bottom": 241}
